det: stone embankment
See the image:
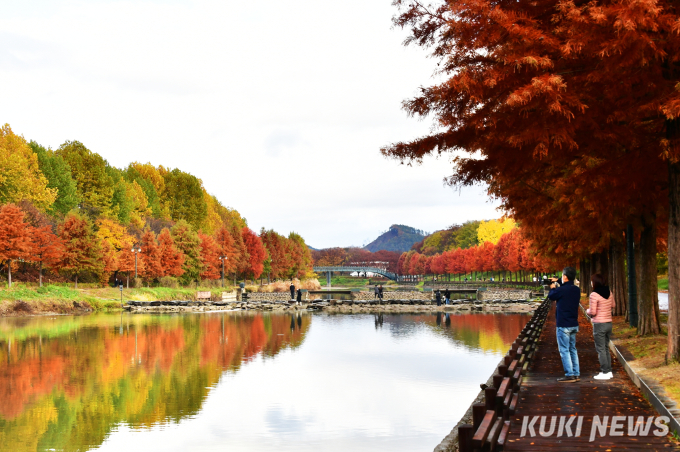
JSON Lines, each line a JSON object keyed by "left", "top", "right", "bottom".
{"left": 312, "top": 299, "right": 538, "bottom": 314}
{"left": 124, "top": 298, "right": 540, "bottom": 314}
{"left": 353, "top": 291, "right": 432, "bottom": 301}
{"left": 477, "top": 288, "right": 532, "bottom": 302}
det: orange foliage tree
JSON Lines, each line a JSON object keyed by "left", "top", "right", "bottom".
{"left": 58, "top": 213, "right": 102, "bottom": 288}
{"left": 30, "top": 225, "right": 63, "bottom": 287}
{"left": 158, "top": 228, "right": 184, "bottom": 278}
{"left": 241, "top": 227, "right": 266, "bottom": 281}
{"left": 198, "top": 232, "right": 220, "bottom": 280}
{"left": 140, "top": 229, "right": 162, "bottom": 281}
{"left": 0, "top": 204, "right": 32, "bottom": 287}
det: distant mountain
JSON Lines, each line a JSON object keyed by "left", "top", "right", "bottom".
{"left": 364, "top": 225, "right": 427, "bottom": 253}
{"left": 307, "top": 245, "right": 319, "bottom": 251}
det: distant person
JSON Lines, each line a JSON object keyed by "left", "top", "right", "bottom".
{"left": 444, "top": 288, "right": 451, "bottom": 305}
{"left": 378, "top": 285, "right": 384, "bottom": 301}
{"left": 533, "top": 276, "right": 537, "bottom": 282}
{"left": 435, "top": 290, "right": 442, "bottom": 307}
{"left": 548, "top": 267, "right": 581, "bottom": 383}
{"left": 374, "top": 285, "right": 379, "bottom": 299}
{"left": 587, "top": 273, "right": 614, "bottom": 380}
{"left": 290, "top": 282, "right": 295, "bottom": 300}
{"left": 296, "top": 288, "right": 302, "bottom": 304}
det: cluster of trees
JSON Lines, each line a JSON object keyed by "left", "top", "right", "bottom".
{"left": 311, "top": 247, "right": 402, "bottom": 273}
{"left": 383, "top": 0, "right": 680, "bottom": 359}
{"left": 411, "top": 219, "right": 516, "bottom": 256}
{"left": 0, "top": 124, "right": 313, "bottom": 287}
{"left": 399, "top": 228, "right": 551, "bottom": 280}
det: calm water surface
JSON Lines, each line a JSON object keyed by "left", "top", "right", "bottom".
{"left": 0, "top": 311, "right": 529, "bottom": 452}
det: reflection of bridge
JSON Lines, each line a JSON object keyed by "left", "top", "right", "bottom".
{"left": 313, "top": 266, "right": 398, "bottom": 285}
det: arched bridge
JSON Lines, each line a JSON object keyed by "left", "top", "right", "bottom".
{"left": 313, "top": 266, "right": 398, "bottom": 281}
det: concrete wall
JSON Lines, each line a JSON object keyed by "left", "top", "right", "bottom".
{"left": 245, "top": 292, "right": 308, "bottom": 302}
{"left": 353, "top": 291, "right": 432, "bottom": 301}
{"left": 477, "top": 288, "right": 532, "bottom": 301}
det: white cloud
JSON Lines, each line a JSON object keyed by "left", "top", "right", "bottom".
{"left": 0, "top": 0, "right": 500, "bottom": 248}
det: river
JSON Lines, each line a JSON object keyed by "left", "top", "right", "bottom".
{"left": 0, "top": 311, "right": 530, "bottom": 452}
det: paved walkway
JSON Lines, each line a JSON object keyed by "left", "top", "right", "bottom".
{"left": 504, "top": 302, "right": 677, "bottom": 451}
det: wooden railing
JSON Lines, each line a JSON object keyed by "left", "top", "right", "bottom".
{"left": 457, "top": 297, "right": 551, "bottom": 452}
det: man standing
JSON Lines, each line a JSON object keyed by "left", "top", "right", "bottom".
{"left": 548, "top": 266, "right": 581, "bottom": 382}
{"left": 374, "top": 285, "right": 379, "bottom": 299}
{"left": 290, "top": 281, "right": 295, "bottom": 301}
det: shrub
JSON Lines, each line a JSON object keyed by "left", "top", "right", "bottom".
{"left": 159, "top": 276, "right": 180, "bottom": 288}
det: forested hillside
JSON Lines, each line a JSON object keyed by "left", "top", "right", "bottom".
{"left": 0, "top": 124, "right": 313, "bottom": 288}
{"left": 364, "top": 225, "right": 427, "bottom": 252}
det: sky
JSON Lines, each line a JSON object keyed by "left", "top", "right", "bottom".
{"left": 0, "top": 0, "right": 501, "bottom": 249}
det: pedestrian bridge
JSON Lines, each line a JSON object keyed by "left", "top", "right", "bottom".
{"left": 313, "top": 266, "right": 398, "bottom": 281}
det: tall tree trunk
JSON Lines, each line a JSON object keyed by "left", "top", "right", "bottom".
{"left": 580, "top": 260, "right": 587, "bottom": 294}
{"left": 75, "top": 273, "right": 78, "bottom": 290}
{"left": 638, "top": 214, "right": 661, "bottom": 335}
{"left": 626, "top": 224, "right": 638, "bottom": 326}
{"left": 599, "top": 251, "right": 609, "bottom": 282}
{"left": 39, "top": 262, "right": 43, "bottom": 288}
{"left": 611, "top": 239, "right": 628, "bottom": 316}
{"left": 8, "top": 259, "right": 11, "bottom": 288}
{"left": 669, "top": 158, "right": 680, "bottom": 360}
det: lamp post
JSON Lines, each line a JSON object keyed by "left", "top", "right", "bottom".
{"left": 132, "top": 247, "right": 141, "bottom": 279}
{"left": 219, "top": 255, "right": 228, "bottom": 288}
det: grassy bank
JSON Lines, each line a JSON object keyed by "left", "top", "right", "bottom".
{"left": 610, "top": 314, "right": 680, "bottom": 406}
{"left": 0, "top": 284, "right": 233, "bottom": 316}
{"left": 659, "top": 277, "right": 669, "bottom": 291}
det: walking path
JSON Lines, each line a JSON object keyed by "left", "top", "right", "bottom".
{"left": 504, "top": 302, "right": 677, "bottom": 451}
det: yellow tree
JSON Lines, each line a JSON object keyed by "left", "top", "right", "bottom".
{"left": 477, "top": 219, "right": 516, "bottom": 245}
{"left": 0, "top": 124, "right": 57, "bottom": 210}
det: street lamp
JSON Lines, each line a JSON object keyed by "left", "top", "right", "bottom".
{"left": 131, "top": 247, "right": 141, "bottom": 279}
{"left": 218, "top": 255, "right": 228, "bottom": 288}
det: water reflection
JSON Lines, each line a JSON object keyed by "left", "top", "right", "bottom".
{"left": 0, "top": 311, "right": 529, "bottom": 452}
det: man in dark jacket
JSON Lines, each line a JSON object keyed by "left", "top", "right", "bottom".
{"left": 548, "top": 266, "right": 581, "bottom": 382}
{"left": 290, "top": 282, "right": 295, "bottom": 300}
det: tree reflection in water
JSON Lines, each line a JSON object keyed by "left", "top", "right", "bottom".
{"left": 0, "top": 313, "right": 310, "bottom": 452}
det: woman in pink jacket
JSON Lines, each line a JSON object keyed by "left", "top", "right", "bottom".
{"left": 586, "top": 273, "right": 614, "bottom": 380}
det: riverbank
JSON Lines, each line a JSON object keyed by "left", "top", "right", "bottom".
{"left": 0, "top": 285, "right": 227, "bottom": 317}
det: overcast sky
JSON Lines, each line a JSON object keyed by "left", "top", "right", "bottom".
{"left": 1, "top": 0, "right": 501, "bottom": 249}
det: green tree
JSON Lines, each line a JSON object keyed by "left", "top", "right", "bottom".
{"left": 162, "top": 169, "right": 207, "bottom": 229}
{"left": 30, "top": 141, "right": 79, "bottom": 215}
{"left": 0, "top": 124, "right": 57, "bottom": 210}
{"left": 454, "top": 221, "right": 481, "bottom": 249}
{"left": 170, "top": 219, "right": 201, "bottom": 284}
{"left": 124, "top": 164, "right": 163, "bottom": 218}
{"left": 107, "top": 166, "right": 135, "bottom": 224}
{"left": 56, "top": 141, "right": 114, "bottom": 212}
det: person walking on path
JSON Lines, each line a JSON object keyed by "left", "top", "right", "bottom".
{"left": 435, "top": 290, "right": 442, "bottom": 307}
{"left": 290, "top": 282, "right": 295, "bottom": 301}
{"left": 374, "top": 285, "right": 379, "bottom": 299}
{"left": 548, "top": 266, "right": 581, "bottom": 383}
{"left": 586, "top": 273, "right": 614, "bottom": 380}
{"left": 444, "top": 288, "right": 451, "bottom": 305}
